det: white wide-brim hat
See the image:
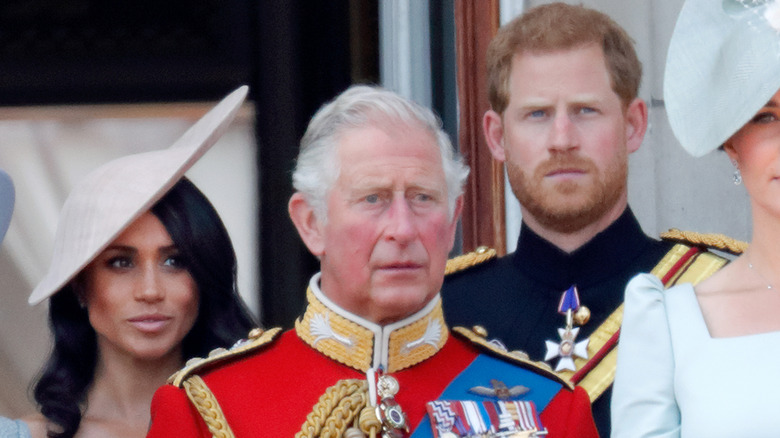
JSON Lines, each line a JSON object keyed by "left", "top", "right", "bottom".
{"left": 664, "top": 0, "right": 780, "bottom": 157}
{"left": 0, "top": 169, "right": 14, "bottom": 244}
{"left": 29, "top": 85, "right": 249, "bottom": 305}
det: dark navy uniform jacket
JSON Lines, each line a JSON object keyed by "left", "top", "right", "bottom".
{"left": 442, "top": 208, "right": 673, "bottom": 436}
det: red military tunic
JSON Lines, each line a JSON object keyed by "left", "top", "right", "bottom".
{"left": 148, "top": 275, "right": 597, "bottom": 437}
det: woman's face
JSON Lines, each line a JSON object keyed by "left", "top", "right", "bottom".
{"left": 82, "top": 211, "right": 199, "bottom": 363}
{"left": 725, "top": 89, "right": 780, "bottom": 216}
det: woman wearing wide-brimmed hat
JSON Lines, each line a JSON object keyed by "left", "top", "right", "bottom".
{"left": 0, "top": 87, "right": 257, "bottom": 438}
{"left": 612, "top": 1, "right": 780, "bottom": 436}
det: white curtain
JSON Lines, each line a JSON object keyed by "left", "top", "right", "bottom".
{"left": 0, "top": 104, "right": 259, "bottom": 416}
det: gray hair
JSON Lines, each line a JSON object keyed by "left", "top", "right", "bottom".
{"left": 292, "top": 84, "right": 470, "bottom": 220}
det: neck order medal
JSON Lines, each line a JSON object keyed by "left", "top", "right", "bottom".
{"left": 544, "top": 285, "right": 589, "bottom": 372}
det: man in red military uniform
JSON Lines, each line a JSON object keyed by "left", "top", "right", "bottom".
{"left": 147, "top": 85, "right": 597, "bottom": 437}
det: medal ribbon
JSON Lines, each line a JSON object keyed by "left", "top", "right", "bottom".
{"left": 415, "top": 354, "right": 560, "bottom": 437}
{"left": 557, "top": 285, "right": 580, "bottom": 315}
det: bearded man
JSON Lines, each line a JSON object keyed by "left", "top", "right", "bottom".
{"left": 441, "top": 3, "right": 728, "bottom": 436}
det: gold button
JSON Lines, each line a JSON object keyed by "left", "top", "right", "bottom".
{"left": 472, "top": 325, "right": 488, "bottom": 337}
{"left": 536, "top": 361, "right": 553, "bottom": 372}
{"left": 248, "top": 327, "right": 264, "bottom": 339}
{"left": 208, "top": 347, "right": 228, "bottom": 358}
{"left": 511, "top": 350, "right": 529, "bottom": 360}
{"left": 574, "top": 306, "right": 591, "bottom": 326}
{"left": 186, "top": 357, "right": 204, "bottom": 367}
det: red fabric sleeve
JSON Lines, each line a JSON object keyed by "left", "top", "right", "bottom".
{"left": 147, "top": 383, "right": 211, "bottom": 438}
{"left": 540, "top": 386, "right": 599, "bottom": 438}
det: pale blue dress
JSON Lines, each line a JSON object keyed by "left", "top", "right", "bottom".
{"left": 611, "top": 273, "right": 780, "bottom": 437}
{"left": 0, "top": 417, "right": 30, "bottom": 438}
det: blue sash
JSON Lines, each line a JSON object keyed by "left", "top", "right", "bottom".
{"left": 411, "top": 353, "right": 562, "bottom": 437}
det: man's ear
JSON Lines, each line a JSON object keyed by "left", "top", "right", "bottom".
{"left": 483, "top": 109, "right": 507, "bottom": 162}
{"left": 624, "top": 98, "right": 648, "bottom": 154}
{"left": 288, "top": 192, "right": 325, "bottom": 256}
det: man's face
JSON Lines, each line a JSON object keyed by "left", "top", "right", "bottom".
{"left": 300, "top": 122, "right": 460, "bottom": 325}
{"left": 484, "top": 44, "right": 645, "bottom": 233}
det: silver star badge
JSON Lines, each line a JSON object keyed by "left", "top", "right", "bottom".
{"left": 544, "top": 327, "right": 589, "bottom": 372}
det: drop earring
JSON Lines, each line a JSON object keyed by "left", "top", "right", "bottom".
{"left": 731, "top": 160, "right": 742, "bottom": 185}
{"left": 733, "top": 169, "right": 742, "bottom": 185}
{"left": 74, "top": 287, "right": 87, "bottom": 309}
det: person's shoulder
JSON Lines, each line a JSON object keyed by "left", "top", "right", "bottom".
{"left": 451, "top": 325, "right": 574, "bottom": 391}
{"left": 148, "top": 330, "right": 286, "bottom": 438}
{"left": 659, "top": 229, "right": 746, "bottom": 253}
{"left": 445, "top": 246, "right": 499, "bottom": 276}
{"left": 625, "top": 272, "right": 697, "bottom": 317}
{"left": 652, "top": 228, "right": 746, "bottom": 286}
{"left": 443, "top": 246, "right": 518, "bottom": 290}
{"left": 626, "top": 273, "right": 666, "bottom": 297}
{"left": 168, "top": 327, "right": 284, "bottom": 388}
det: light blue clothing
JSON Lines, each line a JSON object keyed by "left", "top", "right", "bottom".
{"left": 0, "top": 417, "right": 30, "bottom": 438}
{"left": 611, "top": 273, "right": 780, "bottom": 437}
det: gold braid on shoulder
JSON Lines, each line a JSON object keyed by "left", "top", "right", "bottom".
{"left": 183, "top": 375, "right": 235, "bottom": 438}
{"left": 661, "top": 228, "right": 748, "bottom": 255}
{"left": 170, "top": 327, "right": 282, "bottom": 387}
{"left": 445, "top": 246, "right": 497, "bottom": 275}
{"left": 296, "top": 379, "right": 381, "bottom": 438}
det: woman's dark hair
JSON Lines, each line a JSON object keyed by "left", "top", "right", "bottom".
{"left": 32, "top": 177, "right": 257, "bottom": 438}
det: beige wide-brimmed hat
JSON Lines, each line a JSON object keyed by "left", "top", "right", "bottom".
{"left": 0, "top": 169, "right": 14, "bottom": 244}
{"left": 28, "top": 85, "right": 249, "bottom": 305}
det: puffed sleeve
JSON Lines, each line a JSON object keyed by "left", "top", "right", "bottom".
{"left": 147, "top": 383, "right": 212, "bottom": 437}
{"left": 611, "top": 273, "right": 680, "bottom": 438}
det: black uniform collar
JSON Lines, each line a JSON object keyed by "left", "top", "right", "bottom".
{"left": 512, "top": 208, "right": 652, "bottom": 289}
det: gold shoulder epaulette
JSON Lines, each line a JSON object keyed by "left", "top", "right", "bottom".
{"left": 169, "top": 327, "right": 283, "bottom": 387}
{"left": 452, "top": 326, "right": 573, "bottom": 390}
{"left": 661, "top": 228, "right": 747, "bottom": 255}
{"left": 445, "top": 246, "right": 497, "bottom": 275}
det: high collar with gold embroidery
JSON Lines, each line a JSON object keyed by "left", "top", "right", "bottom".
{"left": 295, "top": 273, "right": 449, "bottom": 373}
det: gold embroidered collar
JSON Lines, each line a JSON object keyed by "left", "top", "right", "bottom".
{"left": 296, "top": 273, "right": 449, "bottom": 373}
